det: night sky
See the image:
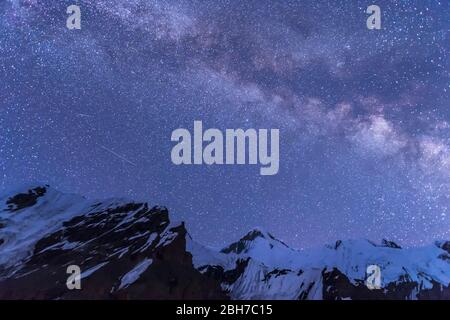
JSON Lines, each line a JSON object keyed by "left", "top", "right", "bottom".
{"left": 0, "top": 0, "right": 449, "bottom": 249}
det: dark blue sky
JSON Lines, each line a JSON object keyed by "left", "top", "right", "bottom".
{"left": 0, "top": 0, "right": 449, "bottom": 248}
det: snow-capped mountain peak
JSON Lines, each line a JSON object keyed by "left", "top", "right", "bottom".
{"left": 0, "top": 185, "right": 92, "bottom": 269}
{"left": 221, "top": 228, "right": 288, "bottom": 254}
{"left": 219, "top": 228, "right": 303, "bottom": 269}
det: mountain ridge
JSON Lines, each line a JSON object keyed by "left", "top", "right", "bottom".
{"left": 0, "top": 185, "right": 449, "bottom": 300}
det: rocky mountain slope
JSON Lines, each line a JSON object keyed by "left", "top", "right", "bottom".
{"left": 0, "top": 185, "right": 449, "bottom": 300}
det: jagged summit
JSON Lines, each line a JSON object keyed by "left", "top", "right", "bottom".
{"left": 325, "top": 238, "right": 403, "bottom": 251}
{"left": 380, "top": 239, "right": 402, "bottom": 249}
{"left": 241, "top": 227, "right": 274, "bottom": 240}
{"left": 221, "top": 227, "right": 289, "bottom": 255}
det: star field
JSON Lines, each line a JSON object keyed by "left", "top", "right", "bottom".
{"left": 0, "top": 0, "right": 449, "bottom": 248}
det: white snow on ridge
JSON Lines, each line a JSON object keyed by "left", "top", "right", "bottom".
{"left": 0, "top": 185, "right": 149, "bottom": 272}
{"left": 187, "top": 232, "right": 450, "bottom": 299}
{"left": 136, "top": 232, "right": 158, "bottom": 253}
{"left": 118, "top": 258, "right": 153, "bottom": 290}
{"left": 0, "top": 186, "right": 93, "bottom": 270}
{"left": 186, "top": 234, "right": 235, "bottom": 271}
{"left": 81, "top": 261, "right": 109, "bottom": 279}
{"left": 223, "top": 230, "right": 304, "bottom": 269}
{"left": 155, "top": 220, "right": 185, "bottom": 248}
{"left": 296, "top": 239, "right": 450, "bottom": 287}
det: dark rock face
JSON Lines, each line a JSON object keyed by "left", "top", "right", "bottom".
{"left": 200, "top": 259, "right": 250, "bottom": 287}
{"left": 381, "top": 239, "right": 402, "bottom": 249}
{"left": 334, "top": 240, "right": 342, "bottom": 249}
{"left": 437, "top": 241, "right": 450, "bottom": 254}
{"left": 5, "top": 186, "right": 47, "bottom": 212}
{"left": 263, "top": 269, "right": 292, "bottom": 282}
{"left": 0, "top": 201, "right": 227, "bottom": 300}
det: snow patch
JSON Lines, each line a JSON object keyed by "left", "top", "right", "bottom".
{"left": 118, "top": 258, "right": 153, "bottom": 290}
{"left": 81, "top": 262, "right": 109, "bottom": 279}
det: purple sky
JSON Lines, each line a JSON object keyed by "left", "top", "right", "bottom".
{"left": 0, "top": 0, "right": 449, "bottom": 248}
